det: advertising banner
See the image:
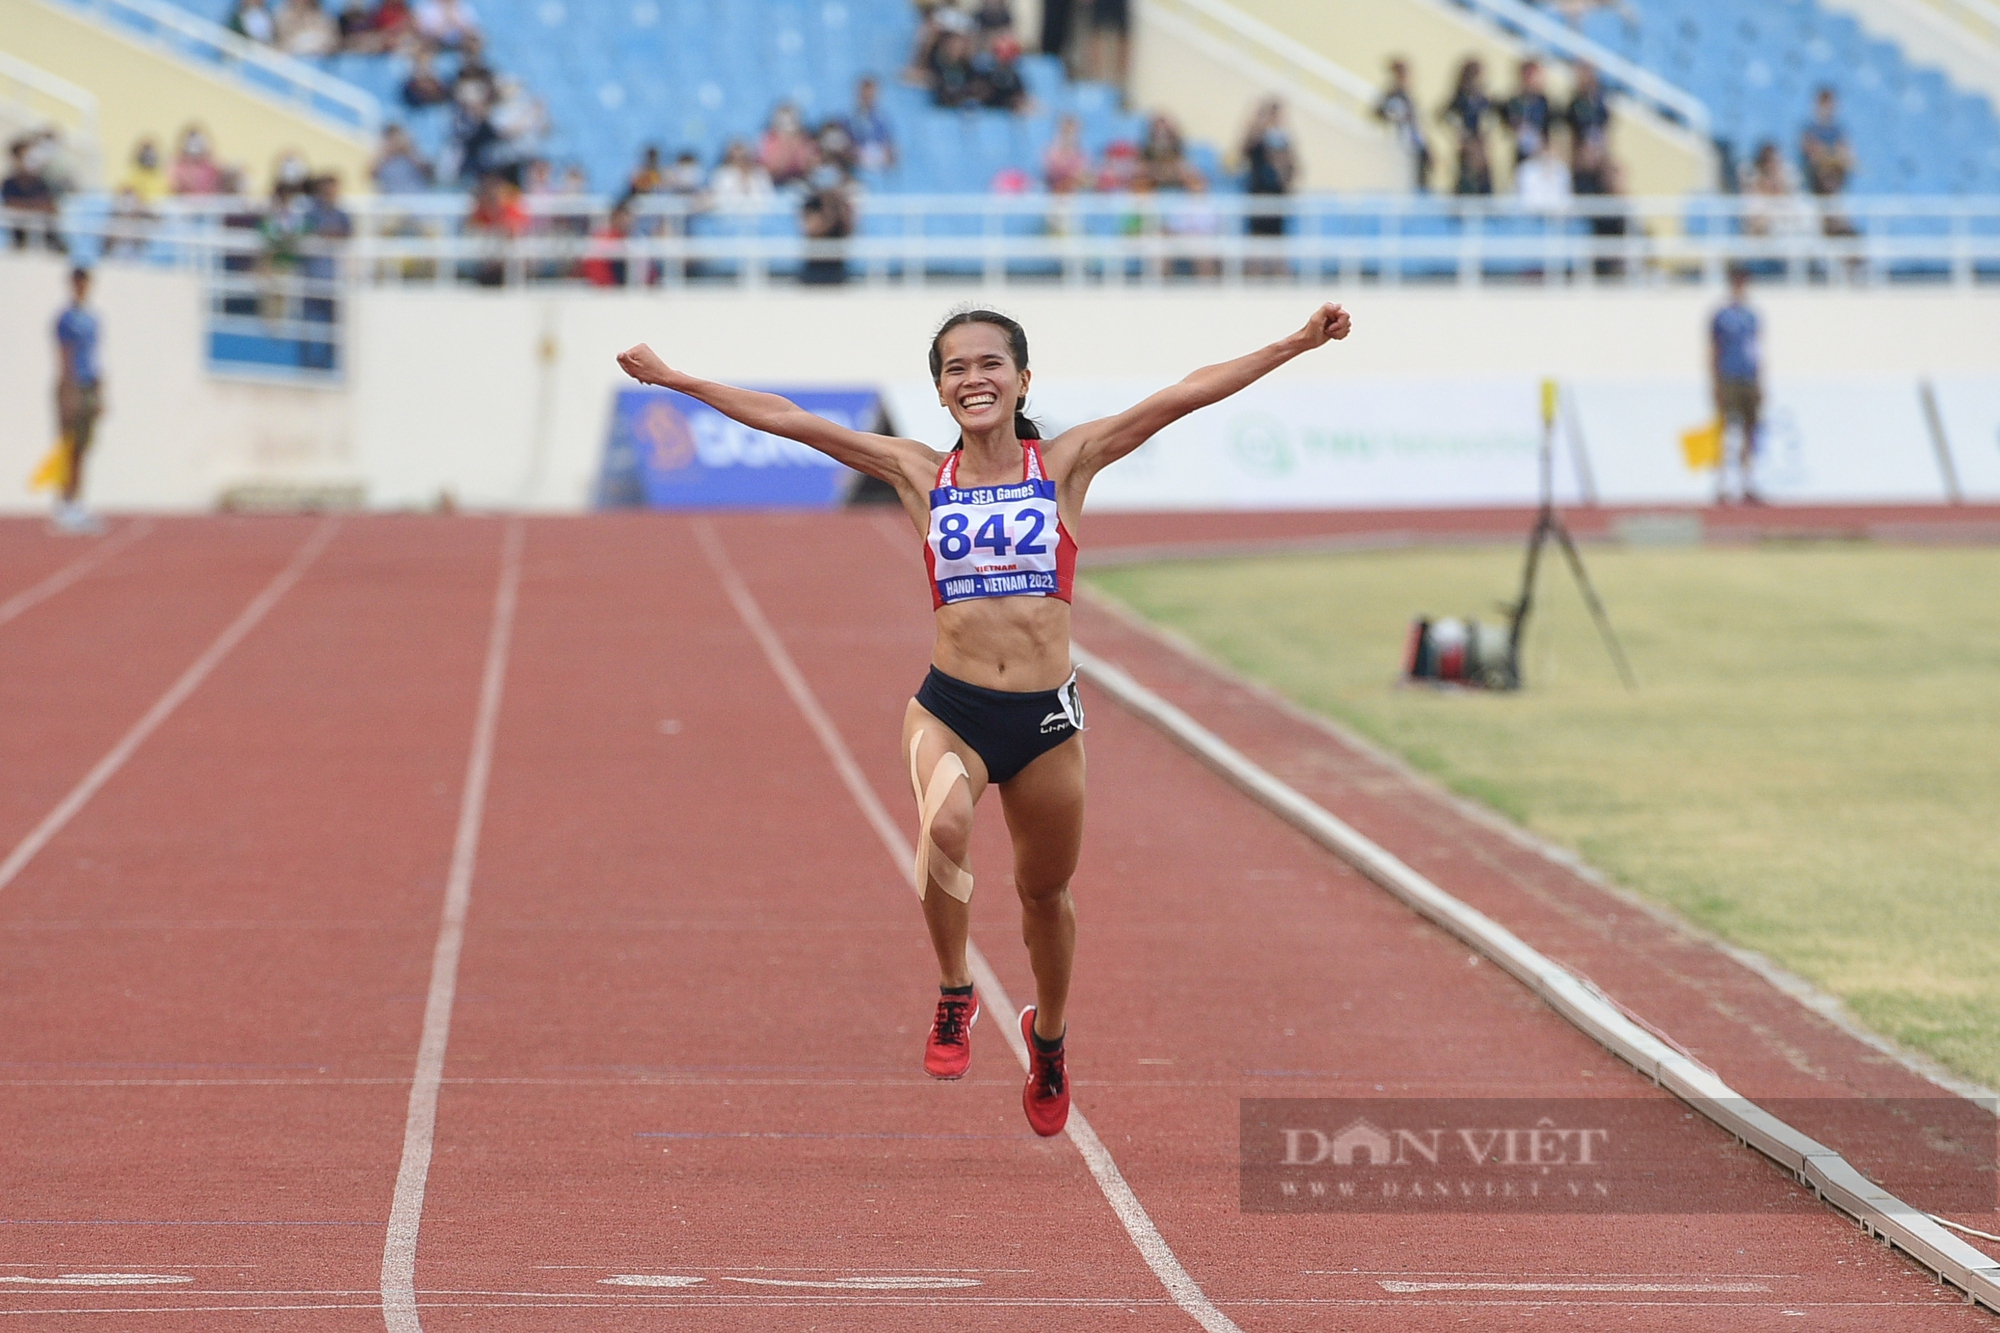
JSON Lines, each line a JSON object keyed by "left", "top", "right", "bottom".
{"left": 1931, "top": 375, "right": 2000, "bottom": 500}
{"left": 886, "top": 377, "right": 1582, "bottom": 511}
{"left": 1575, "top": 376, "right": 1950, "bottom": 505}
{"left": 600, "top": 387, "right": 874, "bottom": 509}
{"left": 890, "top": 375, "right": 1958, "bottom": 511}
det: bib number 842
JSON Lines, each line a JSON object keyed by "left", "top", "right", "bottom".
{"left": 937, "top": 508, "right": 1049, "bottom": 561}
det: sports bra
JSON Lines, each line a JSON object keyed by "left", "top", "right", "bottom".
{"left": 924, "top": 440, "right": 1078, "bottom": 611}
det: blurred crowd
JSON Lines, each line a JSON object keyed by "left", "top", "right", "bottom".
{"left": 224, "top": 0, "right": 479, "bottom": 58}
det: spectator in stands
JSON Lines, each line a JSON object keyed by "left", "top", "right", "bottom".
{"left": 1096, "top": 138, "right": 1140, "bottom": 192}
{"left": 1043, "top": 114, "right": 1090, "bottom": 193}
{"left": 710, "top": 139, "right": 774, "bottom": 206}
{"left": 1242, "top": 98, "right": 1295, "bottom": 275}
{"left": 1500, "top": 59, "right": 1553, "bottom": 166}
{"left": 169, "top": 124, "right": 226, "bottom": 196}
{"left": 1040, "top": 0, "right": 1075, "bottom": 68}
{"left": 977, "top": 29, "right": 1031, "bottom": 112}
{"left": 443, "top": 81, "right": 502, "bottom": 184}
{"left": 122, "top": 138, "right": 168, "bottom": 205}
{"left": 1514, "top": 133, "right": 1572, "bottom": 213}
{"left": 1740, "top": 141, "right": 1798, "bottom": 234}
{"left": 845, "top": 77, "right": 897, "bottom": 173}
{"left": 760, "top": 103, "right": 819, "bottom": 187}
{"left": 402, "top": 52, "right": 451, "bottom": 109}
{"left": 4, "top": 137, "right": 61, "bottom": 251}
{"left": 799, "top": 164, "right": 855, "bottom": 286}
{"left": 1565, "top": 61, "right": 1611, "bottom": 160}
{"left": 662, "top": 150, "right": 705, "bottom": 197}
{"left": 1710, "top": 264, "right": 1764, "bottom": 505}
{"left": 51, "top": 267, "right": 105, "bottom": 535}
{"left": 371, "top": 0, "right": 415, "bottom": 48}
{"left": 929, "top": 28, "right": 982, "bottom": 108}
{"left": 452, "top": 35, "right": 499, "bottom": 104}
{"left": 336, "top": 1, "right": 373, "bottom": 50}
{"left": 1163, "top": 173, "right": 1222, "bottom": 279}
{"left": 227, "top": 0, "right": 277, "bottom": 44}
{"left": 815, "top": 120, "right": 859, "bottom": 176}
{"left": 623, "top": 145, "right": 667, "bottom": 204}
{"left": 372, "top": 123, "right": 433, "bottom": 193}
{"left": 1442, "top": 59, "right": 1494, "bottom": 195}
{"left": 463, "top": 171, "right": 525, "bottom": 285}
{"left": 1800, "top": 86, "right": 1854, "bottom": 198}
{"left": 906, "top": 4, "right": 961, "bottom": 90}
{"left": 415, "top": 0, "right": 481, "bottom": 51}
{"left": 973, "top": 0, "right": 1014, "bottom": 34}
{"left": 489, "top": 77, "right": 547, "bottom": 169}
{"left": 1085, "top": 0, "right": 1130, "bottom": 92}
{"left": 276, "top": 0, "right": 339, "bottom": 57}
{"left": 1140, "top": 114, "right": 1187, "bottom": 189}
{"left": 582, "top": 202, "right": 634, "bottom": 288}
{"left": 1376, "top": 59, "right": 1431, "bottom": 193}
{"left": 302, "top": 174, "right": 352, "bottom": 295}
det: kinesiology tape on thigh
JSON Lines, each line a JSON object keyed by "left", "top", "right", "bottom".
{"left": 908, "top": 732, "right": 974, "bottom": 904}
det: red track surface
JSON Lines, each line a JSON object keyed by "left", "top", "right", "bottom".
{"left": 1, "top": 512, "right": 1992, "bottom": 1330}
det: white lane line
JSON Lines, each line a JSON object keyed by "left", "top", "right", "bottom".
{"left": 0, "top": 519, "right": 338, "bottom": 899}
{"left": 0, "top": 520, "right": 154, "bottom": 630}
{"left": 693, "top": 520, "right": 1243, "bottom": 1333}
{"left": 1072, "top": 645, "right": 2000, "bottom": 1314}
{"left": 379, "top": 517, "right": 525, "bottom": 1333}
{"left": 1379, "top": 1280, "right": 1771, "bottom": 1293}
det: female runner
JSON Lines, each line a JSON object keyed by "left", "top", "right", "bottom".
{"left": 617, "top": 301, "right": 1351, "bottom": 1135}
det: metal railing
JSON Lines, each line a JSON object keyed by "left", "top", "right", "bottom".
{"left": 13, "top": 192, "right": 2000, "bottom": 293}
{"left": 1446, "top": 0, "right": 1713, "bottom": 138}
{"left": 49, "top": 0, "right": 381, "bottom": 136}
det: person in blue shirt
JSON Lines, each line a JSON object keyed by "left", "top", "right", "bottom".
{"left": 1710, "top": 264, "right": 1764, "bottom": 506}
{"left": 53, "top": 267, "right": 106, "bottom": 534}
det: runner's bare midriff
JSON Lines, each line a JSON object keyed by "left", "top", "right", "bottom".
{"left": 933, "top": 596, "right": 1072, "bottom": 692}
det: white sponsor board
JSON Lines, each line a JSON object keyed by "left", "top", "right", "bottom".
{"left": 891, "top": 375, "right": 1955, "bottom": 510}
{"left": 887, "top": 377, "right": 1584, "bottom": 511}
{"left": 1931, "top": 375, "right": 2000, "bottom": 501}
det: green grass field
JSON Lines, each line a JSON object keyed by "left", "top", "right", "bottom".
{"left": 1086, "top": 541, "right": 2000, "bottom": 1089}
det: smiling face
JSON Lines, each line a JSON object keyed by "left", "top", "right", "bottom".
{"left": 934, "top": 322, "right": 1028, "bottom": 438}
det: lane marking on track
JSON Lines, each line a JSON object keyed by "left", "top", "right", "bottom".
{"left": 694, "top": 520, "right": 1244, "bottom": 1333}
{"left": 0, "top": 519, "right": 153, "bottom": 630}
{"left": 1378, "top": 1280, "right": 1772, "bottom": 1293}
{"left": 0, "top": 518, "right": 337, "bottom": 900}
{"left": 1071, "top": 645, "right": 2000, "bottom": 1315}
{"left": 379, "top": 518, "right": 525, "bottom": 1333}
{"left": 0, "top": 1275, "right": 192, "bottom": 1287}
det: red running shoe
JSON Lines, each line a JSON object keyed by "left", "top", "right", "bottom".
{"left": 1019, "top": 1006, "right": 1070, "bottom": 1137}
{"left": 924, "top": 990, "right": 980, "bottom": 1080}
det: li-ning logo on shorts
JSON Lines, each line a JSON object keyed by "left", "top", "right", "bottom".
{"left": 1040, "top": 674, "right": 1086, "bottom": 735}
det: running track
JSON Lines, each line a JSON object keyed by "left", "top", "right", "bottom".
{"left": 1, "top": 513, "right": 1993, "bottom": 1329}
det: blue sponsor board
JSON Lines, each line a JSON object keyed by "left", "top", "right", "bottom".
{"left": 600, "top": 387, "right": 877, "bottom": 509}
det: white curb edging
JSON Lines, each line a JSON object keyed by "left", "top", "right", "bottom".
{"left": 1073, "top": 642, "right": 2000, "bottom": 1315}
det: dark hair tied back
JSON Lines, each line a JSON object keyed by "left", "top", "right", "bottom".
{"left": 929, "top": 307, "right": 1040, "bottom": 446}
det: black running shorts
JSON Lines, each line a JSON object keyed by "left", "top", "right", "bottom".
{"left": 914, "top": 666, "right": 1084, "bottom": 784}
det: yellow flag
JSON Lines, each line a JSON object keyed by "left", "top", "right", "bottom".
{"left": 28, "top": 439, "right": 71, "bottom": 493}
{"left": 1679, "top": 419, "right": 1724, "bottom": 472}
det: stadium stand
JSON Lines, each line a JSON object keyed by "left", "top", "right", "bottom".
{"left": 153, "top": 0, "right": 1173, "bottom": 195}
{"left": 1558, "top": 0, "right": 2000, "bottom": 193}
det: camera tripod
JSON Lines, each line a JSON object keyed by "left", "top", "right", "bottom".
{"left": 1503, "top": 381, "right": 1638, "bottom": 692}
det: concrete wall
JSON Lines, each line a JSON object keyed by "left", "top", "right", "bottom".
{"left": 1, "top": 0, "right": 370, "bottom": 195}
{"left": 0, "top": 252, "right": 354, "bottom": 514}
{"left": 1219, "top": 0, "right": 1715, "bottom": 196}
{"left": 6, "top": 261, "right": 1997, "bottom": 514}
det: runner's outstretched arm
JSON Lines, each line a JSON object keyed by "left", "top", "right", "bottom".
{"left": 1047, "top": 303, "right": 1351, "bottom": 484}
{"left": 616, "top": 342, "right": 926, "bottom": 485}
